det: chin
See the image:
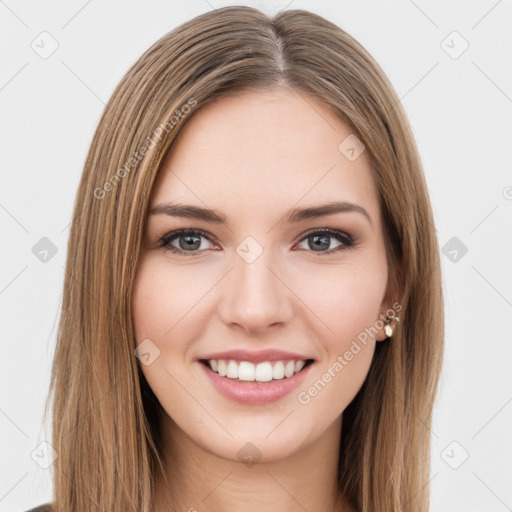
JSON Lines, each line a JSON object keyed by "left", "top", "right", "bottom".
{"left": 191, "top": 414, "right": 320, "bottom": 464}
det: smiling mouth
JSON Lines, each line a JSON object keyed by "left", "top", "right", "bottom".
{"left": 200, "top": 358, "right": 315, "bottom": 383}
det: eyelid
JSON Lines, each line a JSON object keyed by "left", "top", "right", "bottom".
{"left": 157, "top": 228, "right": 219, "bottom": 251}
{"left": 294, "top": 227, "right": 356, "bottom": 255}
{"left": 298, "top": 227, "right": 353, "bottom": 243}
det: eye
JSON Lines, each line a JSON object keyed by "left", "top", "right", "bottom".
{"left": 295, "top": 228, "right": 356, "bottom": 255}
{"left": 158, "top": 229, "right": 217, "bottom": 255}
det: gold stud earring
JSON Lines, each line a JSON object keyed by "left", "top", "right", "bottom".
{"left": 384, "top": 316, "right": 400, "bottom": 338}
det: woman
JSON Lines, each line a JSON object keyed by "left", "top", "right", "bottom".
{"left": 29, "top": 5, "right": 444, "bottom": 512}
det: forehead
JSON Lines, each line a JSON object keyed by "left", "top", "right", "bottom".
{"left": 151, "top": 87, "right": 381, "bottom": 225}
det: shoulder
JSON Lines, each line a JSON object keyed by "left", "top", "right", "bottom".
{"left": 23, "top": 504, "right": 53, "bottom": 512}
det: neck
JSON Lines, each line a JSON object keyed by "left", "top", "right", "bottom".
{"left": 153, "top": 415, "right": 351, "bottom": 512}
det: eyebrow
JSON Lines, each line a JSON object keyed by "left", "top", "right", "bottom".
{"left": 150, "top": 201, "right": 373, "bottom": 227}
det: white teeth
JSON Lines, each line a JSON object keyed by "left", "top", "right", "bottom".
{"left": 255, "top": 362, "right": 273, "bottom": 382}
{"left": 272, "top": 361, "right": 285, "bottom": 380}
{"left": 217, "top": 360, "right": 227, "bottom": 377}
{"left": 206, "top": 358, "right": 309, "bottom": 382}
{"left": 284, "top": 361, "right": 295, "bottom": 378}
{"left": 238, "top": 361, "right": 255, "bottom": 381}
{"left": 226, "top": 360, "right": 238, "bottom": 378}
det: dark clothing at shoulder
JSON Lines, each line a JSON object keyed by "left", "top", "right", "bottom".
{"left": 24, "top": 504, "right": 53, "bottom": 512}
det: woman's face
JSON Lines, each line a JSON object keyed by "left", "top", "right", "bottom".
{"left": 132, "top": 87, "right": 396, "bottom": 463}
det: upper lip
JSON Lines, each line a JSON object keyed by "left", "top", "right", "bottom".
{"left": 199, "top": 349, "right": 313, "bottom": 364}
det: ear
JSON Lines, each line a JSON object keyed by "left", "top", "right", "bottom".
{"left": 375, "top": 266, "right": 401, "bottom": 342}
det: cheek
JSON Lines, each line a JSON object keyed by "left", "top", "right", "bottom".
{"left": 293, "top": 260, "right": 386, "bottom": 409}
{"left": 132, "top": 256, "right": 220, "bottom": 397}
{"left": 132, "top": 257, "right": 206, "bottom": 343}
{"left": 132, "top": 263, "right": 171, "bottom": 342}
{"left": 296, "top": 259, "right": 387, "bottom": 349}
{"left": 131, "top": 259, "right": 204, "bottom": 416}
{"left": 132, "top": 259, "right": 195, "bottom": 400}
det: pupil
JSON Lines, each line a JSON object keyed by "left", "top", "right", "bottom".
{"left": 180, "top": 235, "right": 200, "bottom": 250}
{"left": 310, "top": 234, "right": 329, "bottom": 251}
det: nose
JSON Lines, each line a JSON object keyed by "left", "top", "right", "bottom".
{"left": 217, "top": 247, "right": 294, "bottom": 334}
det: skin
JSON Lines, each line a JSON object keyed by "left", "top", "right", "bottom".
{"left": 132, "top": 86, "right": 397, "bottom": 512}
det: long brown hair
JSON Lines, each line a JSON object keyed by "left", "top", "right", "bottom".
{"left": 44, "top": 6, "right": 444, "bottom": 511}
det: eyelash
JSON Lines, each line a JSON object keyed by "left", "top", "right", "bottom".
{"left": 156, "top": 228, "right": 358, "bottom": 256}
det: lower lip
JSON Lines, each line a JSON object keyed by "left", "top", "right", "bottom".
{"left": 198, "top": 361, "right": 314, "bottom": 405}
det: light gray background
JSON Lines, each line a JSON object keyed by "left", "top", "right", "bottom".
{"left": 1, "top": 1, "right": 511, "bottom": 511}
